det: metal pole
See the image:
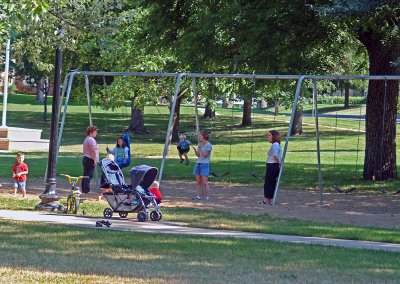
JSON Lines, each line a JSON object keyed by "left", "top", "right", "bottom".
{"left": 313, "top": 80, "right": 323, "bottom": 204}
{"left": 312, "top": 82, "right": 316, "bottom": 118}
{"left": 158, "top": 73, "right": 184, "bottom": 184}
{"left": 1, "top": 37, "right": 11, "bottom": 128}
{"left": 56, "top": 73, "right": 76, "bottom": 156}
{"left": 35, "top": 48, "right": 63, "bottom": 211}
{"left": 85, "top": 75, "right": 93, "bottom": 125}
{"left": 58, "top": 72, "right": 70, "bottom": 119}
{"left": 193, "top": 78, "right": 200, "bottom": 134}
{"left": 272, "top": 76, "right": 305, "bottom": 205}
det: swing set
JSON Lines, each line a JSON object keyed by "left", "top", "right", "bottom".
{"left": 56, "top": 71, "right": 400, "bottom": 204}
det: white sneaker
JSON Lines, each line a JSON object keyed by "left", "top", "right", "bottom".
{"left": 205, "top": 196, "right": 210, "bottom": 201}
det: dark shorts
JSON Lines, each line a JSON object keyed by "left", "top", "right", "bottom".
{"left": 177, "top": 145, "right": 190, "bottom": 155}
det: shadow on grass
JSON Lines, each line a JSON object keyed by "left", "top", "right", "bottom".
{"left": 0, "top": 219, "right": 399, "bottom": 282}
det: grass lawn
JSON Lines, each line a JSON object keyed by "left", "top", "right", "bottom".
{"left": 1, "top": 94, "right": 399, "bottom": 282}
{"left": 1, "top": 93, "right": 400, "bottom": 192}
{"left": 0, "top": 218, "right": 399, "bottom": 283}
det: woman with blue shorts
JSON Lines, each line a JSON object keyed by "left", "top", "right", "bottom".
{"left": 191, "top": 131, "right": 212, "bottom": 201}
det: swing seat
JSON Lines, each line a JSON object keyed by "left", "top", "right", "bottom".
{"left": 119, "top": 134, "right": 131, "bottom": 169}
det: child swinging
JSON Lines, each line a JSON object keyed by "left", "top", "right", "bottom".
{"left": 177, "top": 134, "right": 191, "bottom": 165}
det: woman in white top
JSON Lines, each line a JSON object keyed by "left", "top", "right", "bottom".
{"left": 262, "top": 130, "right": 282, "bottom": 205}
{"left": 191, "top": 131, "right": 212, "bottom": 201}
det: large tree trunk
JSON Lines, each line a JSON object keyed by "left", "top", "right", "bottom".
{"left": 35, "top": 78, "right": 46, "bottom": 103}
{"left": 43, "top": 85, "right": 48, "bottom": 122}
{"left": 222, "top": 97, "right": 232, "bottom": 108}
{"left": 127, "top": 98, "right": 148, "bottom": 134}
{"left": 290, "top": 107, "right": 303, "bottom": 135}
{"left": 171, "top": 96, "right": 182, "bottom": 141}
{"left": 242, "top": 98, "right": 252, "bottom": 126}
{"left": 39, "top": 79, "right": 49, "bottom": 122}
{"left": 256, "top": 99, "right": 267, "bottom": 109}
{"left": 274, "top": 100, "right": 279, "bottom": 115}
{"left": 203, "top": 101, "right": 215, "bottom": 119}
{"left": 359, "top": 32, "right": 399, "bottom": 181}
{"left": 344, "top": 84, "right": 350, "bottom": 109}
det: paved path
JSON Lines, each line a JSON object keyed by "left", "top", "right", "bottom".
{"left": 0, "top": 209, "right": 399, "bottom": 252}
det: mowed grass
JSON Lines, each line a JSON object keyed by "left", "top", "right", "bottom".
{"left": 1, "top": 94, "right": 400, "bottom": 283}
{"left": 1, "top": 93, "right": 400, "bottom": 193}
{"left": 0, "top": 219, "right": 399, "bottom": 283}
{"left": 1, "top": 196, "right": 399, "bottom": 244}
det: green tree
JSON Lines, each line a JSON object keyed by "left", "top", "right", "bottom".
{"left": 142, "top": 1, "right": 365, "bottom": 131}
{"left": 317, "top": 1, "right": 400, "bottom": 180}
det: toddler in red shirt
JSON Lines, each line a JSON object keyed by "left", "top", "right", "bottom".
{"left": 149, "top": 181, "right": 162, "bottom": 204}
{"left": 12, "top": 152, "right": 29, "bottom": 197}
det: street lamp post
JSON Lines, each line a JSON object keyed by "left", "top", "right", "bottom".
{"left": 35, "top": 47, "right": 63, "bottom": 211}
{"left": 1, "top": 37, "right": 11, "bottom": 128}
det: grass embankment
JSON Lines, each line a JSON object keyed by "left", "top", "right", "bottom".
{"left": 0, "top": 218, "right": 399, "bottom": 283}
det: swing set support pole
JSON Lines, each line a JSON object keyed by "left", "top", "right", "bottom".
{"left": 159, "top": 73, "right": 185, "bottom": 185}
{"left": 193, "top": 78, "right": 200, "bottom": 135}
{"left": 57, "top": 72, "right": 76, "bottom": 157}
{"left": 85, "top": 75, "right": 93, "bottom": 126}
{"left": 272, "top": 76, "right": 305, "bottom": 205}
{"left": 313, "top": 80, "right": 323, "bottom": 204}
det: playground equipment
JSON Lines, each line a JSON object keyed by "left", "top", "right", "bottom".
{"left": 57, "top": 71, "right": 400, "bottom": 205}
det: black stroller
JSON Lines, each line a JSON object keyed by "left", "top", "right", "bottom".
{"left": 100, "top": 158, "right": 162, "bottom": 222}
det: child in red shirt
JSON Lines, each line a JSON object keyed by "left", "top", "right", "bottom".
{"left": 149, "top": 181, "right": 162, "bottom": 204}
{"left": 12, "top": 152, "right": 29, "bottom": 197}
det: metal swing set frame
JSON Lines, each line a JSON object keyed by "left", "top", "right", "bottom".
{"left": 57, "top": 71, "right": 400, "bottom": 205}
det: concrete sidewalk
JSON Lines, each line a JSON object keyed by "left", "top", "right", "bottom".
{"left": 0, "top": 209, "right": 399, "bottom": 252}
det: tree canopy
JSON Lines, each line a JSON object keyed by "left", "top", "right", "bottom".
{"left": 3, "top": 0, "right": 400, "bottom": 180}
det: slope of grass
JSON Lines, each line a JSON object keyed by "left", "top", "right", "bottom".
{"left": 0, "top": 219, "right": 399, "bottom": 283}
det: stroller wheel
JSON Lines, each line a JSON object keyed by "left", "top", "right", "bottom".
{"left": 137, "top": 212, "right": 148, "bottom": 222}
{"left": 119, "top": 212, "right": 128, "bottom": 218}
{"left": 103, "top": 208, "right": 113, "bottom": 219}
{"left": 150, "top": 211, "right": 162, "bottom": 221}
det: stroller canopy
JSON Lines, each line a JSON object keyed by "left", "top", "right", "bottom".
{"left": 101, "top": 158, "right": 128, "bottom": 188}
{"left": 130, "top": 165, "right": 158, "bottom": 189}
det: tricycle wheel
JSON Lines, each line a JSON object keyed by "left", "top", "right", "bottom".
{"left": 73, "top": 198, "right": 79, "bottom": 214}
{"left": 103, "top": 208, "right": 113, "bottom": 219}
{"left": 66, "top": 196, "right": 73, "bottom": 212}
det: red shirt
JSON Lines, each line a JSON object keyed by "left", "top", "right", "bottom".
{"left": 149, "top": 187, "right": 162, "bottom": 201}
{"left": 13, "top": 162, "right": 28, "bottom": 182}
